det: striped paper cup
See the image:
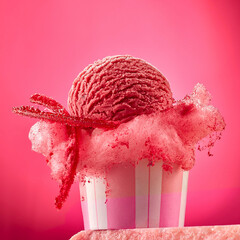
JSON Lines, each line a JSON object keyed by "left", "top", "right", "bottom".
{"left": 79, "top": 159, "right": 188, "bottom": 230}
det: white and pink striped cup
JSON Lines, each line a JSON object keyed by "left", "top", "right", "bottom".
{"left": 79, "top": 159, "right": 188, "bottom": 230}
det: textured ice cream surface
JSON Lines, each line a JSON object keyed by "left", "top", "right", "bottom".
{"left": 70, "top": 225, "right": 240, "bottom": 240}
{"left": 68, "top": 55, "right": 173, "bottom": 123}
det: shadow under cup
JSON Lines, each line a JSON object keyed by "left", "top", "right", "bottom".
{"left": 79, "top": 160, "right": 189, "bottom": 230}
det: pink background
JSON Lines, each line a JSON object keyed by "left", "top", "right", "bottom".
{"left": 1, "top": 0, "right": 240, "bottom": 239}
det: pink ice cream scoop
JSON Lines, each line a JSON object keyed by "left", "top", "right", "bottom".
{"left": 68, "top": 55, "right": 173, "bottom": 123}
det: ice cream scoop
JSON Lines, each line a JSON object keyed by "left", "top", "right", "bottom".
{"left": 68, "top": 55, "right": 173, "bottom": 123}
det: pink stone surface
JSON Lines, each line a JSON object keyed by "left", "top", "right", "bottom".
{"left": 70, "top": 225, "right": 240, "bottom": 240}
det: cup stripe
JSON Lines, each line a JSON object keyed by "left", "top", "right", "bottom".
{"left": 93, "top": 180, "right": 99, "bottom": 229}
{"left": 85, "top": 177, "right": 98, "bottom": 229}
{"left": 159, "top": 167, "right": 183, "bottom": 227}
{"left": 135, "top": 159, "right": 149, "bottom": 228}
{"left": 178, "top": 171, "right": 189, "bottom": 227}
{"left": 94, "top": 178, "right": 108, "bottom": 229}
{"left": 106, "top": 164, "right": 136, "bottom": 229}
{"left": 149, "top": 161, "right": 162, "bottom": 228}
{"left": 79, "top": 182, "right": 90, "bottom": 230}
{"left": 147, "top": 166, "right": 150, "bottom": 228}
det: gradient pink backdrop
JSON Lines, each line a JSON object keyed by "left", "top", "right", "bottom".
{"left": 1, "top": 0, "right": 240, "bottom": 239}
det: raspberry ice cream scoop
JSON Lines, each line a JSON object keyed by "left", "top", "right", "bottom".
{"left": 68, "top": 55, "right": 173, "bottom": 123}
{"left": 12, "top": 55, "right": 226, "bottom": 209}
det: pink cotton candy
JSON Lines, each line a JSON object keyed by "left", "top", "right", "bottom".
{"left": 29, "top": 121, "right": 80, "bottom": 208}
{"left": 29, "top": 120, "right": 69, "bottom": 157}
{"left": 29, "top": 84, "right": 225, "bottom": 181}
{"left": 76, "top": 83, "right": 225, "bottom": 177}
{"left": 29, "top": 120, "right": 72, "bottom": 181}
